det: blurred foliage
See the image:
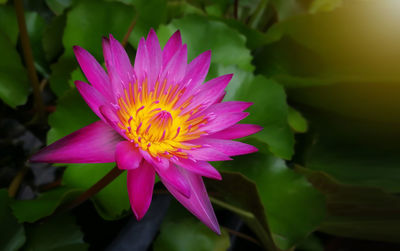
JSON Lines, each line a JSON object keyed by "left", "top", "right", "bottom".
{"left": 1, "top": 0, "right": 400, "bottom": 250}
{"left": 154, "top": 202, "right": 230, "bottom": 251}
{"left": 0, "top": 189, "right": 25, "bottom": 251}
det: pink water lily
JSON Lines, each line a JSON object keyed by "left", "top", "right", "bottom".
{"left": 31, "top": 29, "right": 261, "bottom": 233}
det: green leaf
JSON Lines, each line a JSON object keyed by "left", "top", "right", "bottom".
{"left": 206, "top": 172, "right": 278, "bottom": 250}
{"left": 42, "top": 14, "right": 67, "bottom": 63}
{"left": 304, "top": 117, "right": 400, "bottom": 193}
{"left": 125, "top": 0, "right": 167, "bottom": 46}
{"left": 166, "top": 1, "right": 205, "bottom": 21}
{"left": 234, "top": 75, "right": 294, "bottom": 160}
{"left": 157, "top": 15, "right": 254, "bottom": 72}
{"left": 62, "top": 163, "right": 131, "bottom": 220}
{"left": 23, "top": 214, "right": 88, "bottom": 251}
{"left": 287, "top": 106, "right": 308, "bottom": 133}
{"left": 0, "top": 189, "right": 26, "bottom": 251}
{"left": 0, "top": 31, "right": 30, "bottom": 108}
{"left": 63, "top": 0, "right": 134, "bottom": 59}
{"left": 298, "top": 166, "right": 400, "bottom": 243}
{"left": 50, "top": 0, "right": 135, "bottom": 96}
{"left": 0, "top": 5, "right": 18, "bottom": 44}
{"left": 221, "top": 18, "right": 269, "bottom": 50}
{"left": 26, "top": 11, "right": 50, "bottom": 76}
{"left": 45, "top": 0, "right": 74, "bottom": 15}
{"left": 10, "top": 187, "right": 81, "bottom": 223}
{"left": 47, "top": 88, "right": 97, "bottom": 145}
{"left": 154, "top": 202, "right": 230, "bottom": 251}
{"left": 219, "top": 139, "right": 326, "bottom": 250}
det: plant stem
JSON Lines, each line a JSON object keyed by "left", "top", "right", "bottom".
{"left": 234, "top": 0, "right": 239, "bottom": 19}
{"left": 122, "top": 16, "right": 137, "bottom": 47}
{"left": 222, "top": 226, "right": 261, "bottom": 246}
{"left": 55, "top": 166, "right": 123, "bottom": 214}
{"left": 8, "top": 165, "right": 28, "bottom": 198}
{"left": 14, "top": 0, "right": 45, "bottom": 120}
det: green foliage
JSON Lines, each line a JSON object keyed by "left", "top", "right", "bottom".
{"left": 47, "top": 88, "right": 97, "bottom": 144}
{"left": 62, "top": 163, "right": 130, "bottom": 220}
{"left": 154, "top": 202, "right": 230, "bottom": 251}
{"left": 157, "top": 15, "right": 253, "bottom": 72}
{"left": 287, "top": 106, "right": 308, "bottom": 133}
{"left": 218, "top": 139, "right": 326, "bottom": 249}
{"left": 10, "top": 187, "right": 81, "bottom": 223}
{"left": 0, "top": 189, "right": 26, "bottom": 251}
{"left": 0, "top": 6, "right": 29, "bottom": 108}
{"left": 23, "top": 214, "right": 88, "bottom": 250}
{"left": 50, "top": 0, "right": 135, "bottom": 96}
{"left": 3, "top": 0, "right": 400, "bottom": 249}
{"left": 206, "top": 172, "right": 277, "bottom": 250}
{"left": 299, "top": 166, "right": 400, "bottom": 242}
{"left": 233, "top": 75, "right": 295, "bottom": 159}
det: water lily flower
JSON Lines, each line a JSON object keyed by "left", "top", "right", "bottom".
{"left": 31, "top": 29, "right": 261, "bottom": 234}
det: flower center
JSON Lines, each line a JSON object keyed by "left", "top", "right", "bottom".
{"left": 116, "top": 80, "right": 208, "bottom": 158}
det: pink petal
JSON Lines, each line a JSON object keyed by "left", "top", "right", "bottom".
{"left": 155, "top": 161, "right": 191, "bottom": 198}
{"left": 115, "top": 141, "right": 142, "bottom": 170}
{"left": 108, "top": 34, "right": 134, "bottom": 88}
{"left": 172, "top": 158, "right": 221, "bottom": 180}
{"left": 30, "top": 121, "right": 122, "bottom": 163}
{"left": 185, "top": 147, "right": 232, "bottom": 161}
{"left": 208, "top": 124, "right": 263, "bottom": 139}
{"left": 200, "top": 112, "right": 249, "bottom": 134}
{"left": 102, "top": 37, "right": 124, "bottom": 99}
{"left": 73, "top": 46, "right": 112, "bottom": 101}
{"left": 189, "top": 138, "right": 258, "bottom": 157}
{"left": 162, "top": 30, "right": 182, "bottom": 68}
{"left": 191, "top": 101, "right": 252, "bottom": 120}
{"left": 160, "top": 44, "right": 187, "bottom": 86}
{"left": 180, "top": 74, "right": 232, "bottom": 114}
{"left": 181, "top": 50, "right": 211, "bottom": 90}
{"left": 133, "top": 37, "right": 149, "bottom": 84}
{"left": 127, "top": 161, "right": 155, "bottom": 220}
{"left": 75, "top": 80, "right": 106, "bottom": 120}
{"left": 162, "top": 167, "right": 220, "bottom": 234}
{"left": 145, "top": 29, "right": 162, "bottom": 88}
{"left": 99, "top": 105, "right": 129, "bottom": 141}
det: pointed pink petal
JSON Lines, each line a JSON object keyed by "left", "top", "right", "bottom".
{"left": 115, "top": 141, "right": 142, "bottom": 170}
{"left": 162, "top": 167, "right": 220, "bottom": 234}
{"left": 162, "top": 30, "right": 182, "bottom": 68}
{"left": 181, "top": 50, "right": 211, "bottom": 90}
{"left": 102, "top": 37, "right": 124, "bottom": 99}
{"left": 75, "top": 80, "right": 106, "bottom": 120}
{"left": 73, "top": 46, "right": 112, "bottom": 101}
{"left": 109, "top": 34, "right": 134, "bottom": 87}
{"left": 201, "top": 112, "right": 249, "bottom": 134}
{"left": 191, "top": 101, "right": 252, "bottom": 120}
{"left": 172, "top": 158, "right": 221, "bottom": 180}
{"left": 185, "top": 147, "right": 232, "bottom": 161}
{"left": 145, "top": 29, "right": 162, "bottom": 88}
{"left": 133, "top": 37, "right": 149, "bottom": 84}
{"left": 30, "top": 121, "right": 122, "bottom": 163}
{"left": 160, "top": 44, "right": 187, "bottom": 85}
{"left": 155, "top": 161, "right": 191, "bottom": 198}
{"left": 189, "top": 138, "right": 258, "bottom": 157}
{"left": 127, "top": 161, "right": 155, "bottom": 220}
{"left": 208, "top": 124, "right": 263, "bottom": 139}
{"left": 180, "top": 74, "right": 232, "bottom": 114}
